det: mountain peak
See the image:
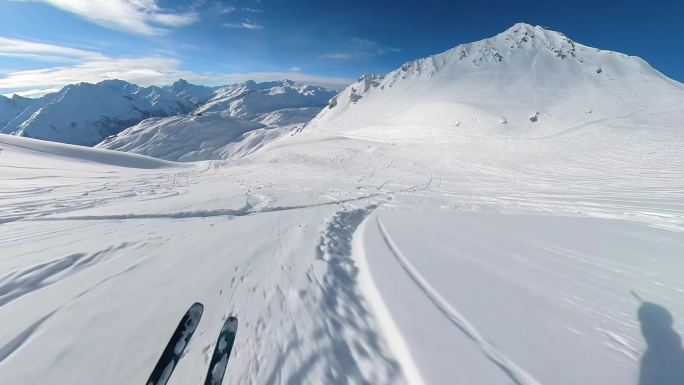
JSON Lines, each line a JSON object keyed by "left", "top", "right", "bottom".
{"left": 495, "top": 22, "right": 574, "bottom": 46}
{"left": 503, "top": 22, "right": 549, "bottom": 34}
{"left": 97, "top": 79, "right": 138, "bottom": 94}
{"left": 504, "top": 22, "right": 538, "bottom": 33}
{"left": 314, "top": 22, "right": 683, "bottom": 137}
{"left": 171, "top": 79, "right": 191, "bottom": 90}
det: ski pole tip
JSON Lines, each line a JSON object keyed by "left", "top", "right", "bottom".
{"left": 630, "top": 290, "right": 644, "bottom": 303}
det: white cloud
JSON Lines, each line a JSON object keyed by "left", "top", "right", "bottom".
{"left": 289, "top": 66, "right": 301, "bottom": 72}
{"left": 15, "top": 0, "right": 199, "bottom": 36}
{"left": 0, "top": 36, "right": 105, "bottom": 62}
{"left": 223, "top": 22, "right": 263, "bottom": 30}
{"left": 0, "top": 56, "right": 197, "bottom": 93}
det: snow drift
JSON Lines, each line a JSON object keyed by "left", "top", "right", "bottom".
{"left": 0, "top": 134, "right": 178, "bottom": 169}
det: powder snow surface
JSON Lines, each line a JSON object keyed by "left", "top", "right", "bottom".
{"left": 0, "top": 23, "right": 683, "bottom": 385}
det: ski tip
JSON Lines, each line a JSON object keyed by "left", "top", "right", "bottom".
{"left": 225, "top": 316, "right": 238, "bottom": 333}
{"left": 189, "top": 302, "right": 205, "bottom": 318}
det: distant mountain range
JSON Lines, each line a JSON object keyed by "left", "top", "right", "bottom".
{"left": 0, "top": 79, "right": 337, "bottom": 147}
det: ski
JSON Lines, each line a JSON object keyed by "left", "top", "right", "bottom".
{"left": 146, "top": 302, "right": 204, "bottom": 385}
{"left": 204, "top": 316, "right": 239, "bottom": 385}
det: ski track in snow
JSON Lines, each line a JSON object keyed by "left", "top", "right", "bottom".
{"left": 254, "top": 204, "right": 404, "bottom": 385}
{"left": 375, "top": 217, "right": 542, "bottom": 385}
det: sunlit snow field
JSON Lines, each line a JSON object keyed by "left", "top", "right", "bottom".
{"left": 1, "top": 107, "right": 682, "bottom": 384}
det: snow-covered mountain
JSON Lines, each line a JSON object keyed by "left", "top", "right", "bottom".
{"left": 314, "top": 22, "right": 684, "bottom": 139}
{"left": 1, "top": 23, "right": 684, "bottom": 385}
{"left": 96, "top": 80, "right": 336, "bottom": 161}
{"left": 0, "top": 79, "right": 208, "bottom": 146}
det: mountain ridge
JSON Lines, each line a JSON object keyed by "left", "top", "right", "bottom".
{"left": 0, "top": 78, "right": 335, "bottom": 146}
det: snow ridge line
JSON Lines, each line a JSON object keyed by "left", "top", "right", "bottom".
{"left": 376, "top": 217, "right": 543, "bottom": 385}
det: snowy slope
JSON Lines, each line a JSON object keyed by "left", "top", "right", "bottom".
{"left": 1, "top": 80, "right": 204, "bottom": 146}
{"left": 95, "top": 114, "right": 274, "bottom": 162}
{"left": 1, "top": 23, "right": 683, "bottom": 385}
{"left": 97, "top": 81, "right": 335, "bottom": 161}
{"left": 0, "top": 134, "right": 178, "bottom": 169}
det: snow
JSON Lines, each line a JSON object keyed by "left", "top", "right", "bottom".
{"left": 362, "top": 211, "right": 684, "bottom": 384}
{"left": 1, "top": 23, "right": 683, "bottom": 385}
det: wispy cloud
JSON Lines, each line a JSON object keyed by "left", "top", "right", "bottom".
{"left": 320, "top": 53, "right": 355, "bottom": 60}
{"left": 14, "top": 0, "right": 199, "bottom": 36}
{"left": 223, "top": 22, "right": 263, "bottom": 30}
{"left": 209, "top": 1, "right": 260, "bottom": 15}
{"left": 217, "top": 2, "right": 264, "bottom": 31}
{"left": 0, "top": 36, "right": 105, "bottom": 62}
{"left": 321, "top": 37, "right": 401, "bottom": 60}
{"left": 350, "top": 37, "right": 401, "bottom": 55}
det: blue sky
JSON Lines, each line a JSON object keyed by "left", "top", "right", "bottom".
{"left": 0, "top": 0, "right": 682, "bottom": 96}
